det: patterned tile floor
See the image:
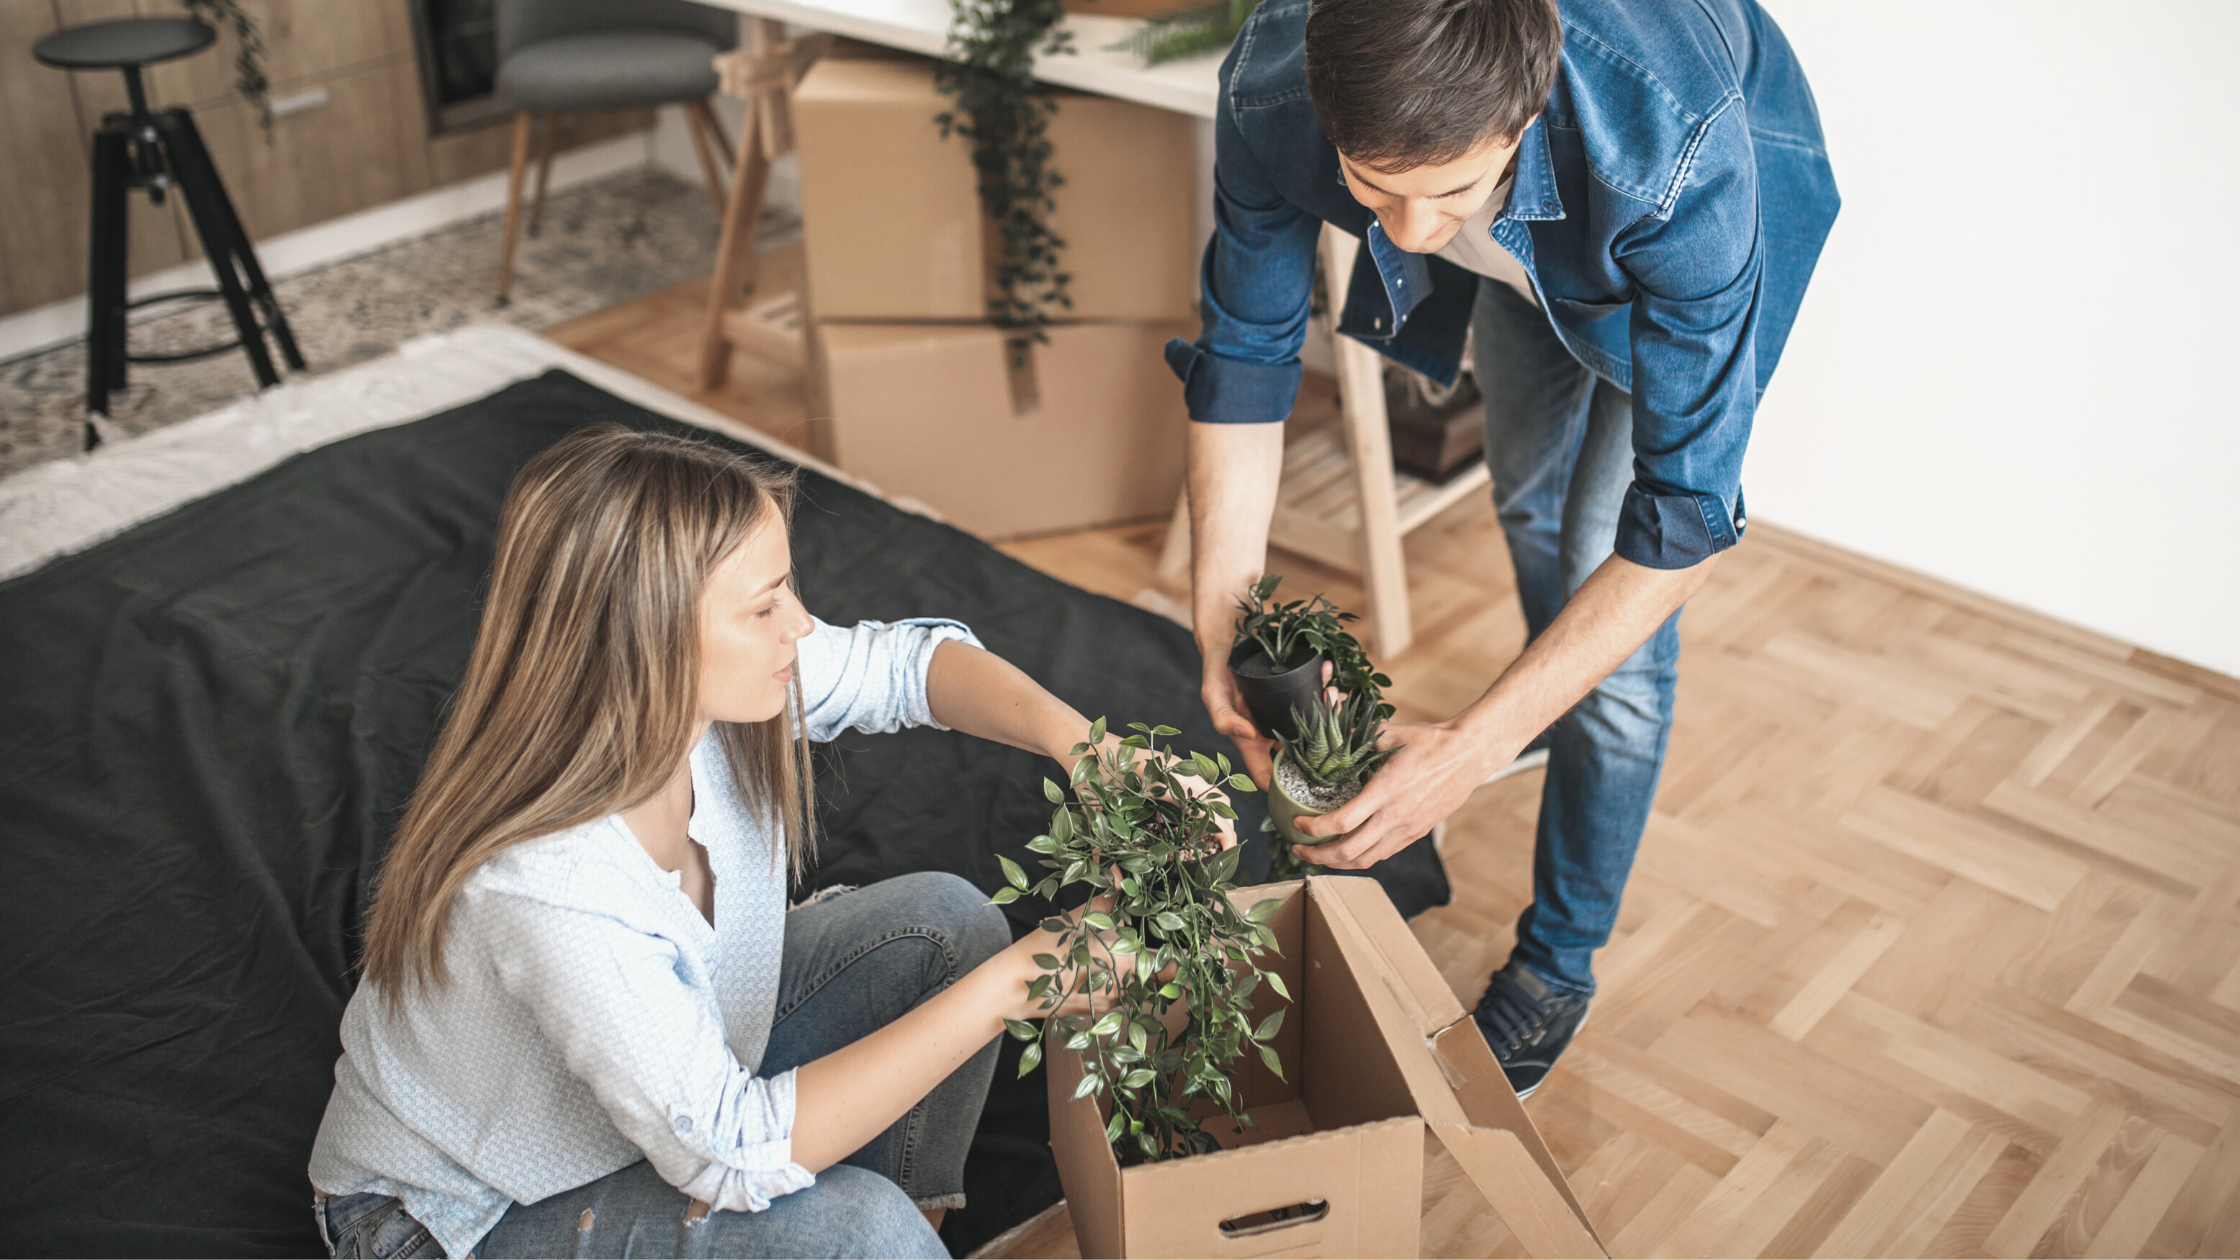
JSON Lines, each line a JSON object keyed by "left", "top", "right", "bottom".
{"left": 0, "top": 168, "right": 796, "bottom": 480}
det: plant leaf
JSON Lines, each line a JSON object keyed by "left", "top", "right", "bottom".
{"left": 1044, "top": 778, "right": 1065, "bottom": 804}
{"left": 1003, "top": 1018, "right": 1040, "bottom": 1040}
{"left": 1259, "top": 1043, "right": 1286, "bottom": 1080}
{"left": 999, "top": 855, "right": 1029, "bottom": 890}
{"left": 1018, "top": 1041, "right": 1044, "bottom": 1076}
{"left": 1254, "top": 1008, "right": 1286, "bottom": 1040}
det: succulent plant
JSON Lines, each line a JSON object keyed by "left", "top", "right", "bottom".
{"left": 1280, "top": 691, "right": 1396, "bottom": 791}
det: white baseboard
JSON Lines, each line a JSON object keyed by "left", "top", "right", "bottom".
{"left": 0, "top": 130, "right": 654, "bottom": 365}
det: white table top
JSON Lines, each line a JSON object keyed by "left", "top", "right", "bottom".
{"left": 693, "top": 0, "right": 1224, "bottom": 118}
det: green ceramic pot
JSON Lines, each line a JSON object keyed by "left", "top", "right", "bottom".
{"left": 1268, "top": 747, "right": 1361, "bottom": 850}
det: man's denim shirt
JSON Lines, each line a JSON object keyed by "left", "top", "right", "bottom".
{"left": 1165, "top": 0, "right": 1840, "bottom": 569}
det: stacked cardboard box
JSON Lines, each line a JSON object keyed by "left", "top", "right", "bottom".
{"left": 794, "top": 54, "right": 1200, "bottom": 538}
{"left": 1048, "top": 877, "right": 1606, "bottom": 1259}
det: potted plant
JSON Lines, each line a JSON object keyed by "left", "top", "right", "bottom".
{"left": 1228, "top": 574, "right": 1393, "bottom": 742}
{"left": 993, "top": 718, "right": 1292, "bottom": 1164}
{"left": 1268, "top": 691, "right": 1397, "bottom": 851}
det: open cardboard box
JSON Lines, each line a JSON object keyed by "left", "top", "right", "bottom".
{"left": 1046, "top": 877, "right": 1607, "bottom": 1258}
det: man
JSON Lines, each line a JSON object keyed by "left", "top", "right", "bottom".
{"left": 1169, "top": 0, "right": 1837, "bottom": 1095}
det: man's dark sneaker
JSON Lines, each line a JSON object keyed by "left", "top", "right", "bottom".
{"left": 1473, "top": 960, "right": 1591, "bottom": 1099}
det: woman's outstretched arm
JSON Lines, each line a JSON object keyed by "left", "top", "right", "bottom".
{"left": 923, "top": 638, "right": 1094, "bottom": 768}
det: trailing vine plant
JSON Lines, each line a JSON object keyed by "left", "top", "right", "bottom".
{"left": 178, "top": 0, "right": 273, "bottom": 136}
{"left": 994, "top": 719, "right": 1291, "bottom": 1164}
{"left": 934, "top": 0, "right": 1074, "bottom": 348}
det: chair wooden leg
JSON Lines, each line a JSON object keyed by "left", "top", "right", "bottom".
{"left": 695, "top": 99, "right": 734, "bottom": 174}
{"left": 527, "top": 112, "right": 558, "bottom": 237}
{"left": 698, "top": 96, "right": 774, "bottom": 390}
{"left": 684, "top": 101, "right": 727, "bottom": 219}
{"left": 497, "top": 111, "right": 533, "bottom": 305}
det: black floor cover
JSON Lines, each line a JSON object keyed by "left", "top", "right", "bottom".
{"left": 0, "top": 370, "right": 1449, "bottom": 1257}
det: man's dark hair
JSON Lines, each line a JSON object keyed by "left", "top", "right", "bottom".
{"left": 1304, "top": 0, "right": 1563, "bottom": 171}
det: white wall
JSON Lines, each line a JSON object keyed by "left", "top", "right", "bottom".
{"left": 1746, "top": 1, "right": 2240, "bottom": 676}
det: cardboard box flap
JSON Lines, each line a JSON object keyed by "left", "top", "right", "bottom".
{"left": 1309, "top": 876, "right": 1466, "bottom": 1036}
{"left": 1310, "top": 877, "right": 1607, "bottom": 1257}
{"left": 1427, "top": 1124, "right": 1605, "bottom": 1258}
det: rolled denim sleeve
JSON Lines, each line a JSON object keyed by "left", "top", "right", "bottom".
{"left": 1163, "top": 91, "right": 1320, "bottom": 425}
{"left": 482, "top": 892, "right": 815, "bottom": 1212}
{"left": 1612, "top": 102, "right": 1761, "bottom": 570}
{"left": 793, "top": 616, "right": 981, "bottom": 743}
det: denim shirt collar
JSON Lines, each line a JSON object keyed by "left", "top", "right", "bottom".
{"left": 1503, "top": 117, "right": 1565, "bottom": 223}
{"left": 1336, "top": 117, "right": 1563, "bottom": 347}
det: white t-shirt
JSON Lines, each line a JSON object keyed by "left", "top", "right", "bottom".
{"left": 1434, "top": 175, "right": 1538, "bottom": 307}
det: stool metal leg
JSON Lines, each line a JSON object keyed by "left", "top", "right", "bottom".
{"left": 154, "top": 110, "right": 278, "bottom": 389}
{"left": 165, "top": 108, "right": 303, "bottom": 371}
{"left": 85, "top": 119, "right": 133, "bottom": 447}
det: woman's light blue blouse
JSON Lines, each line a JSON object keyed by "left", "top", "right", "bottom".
{"left": 308, "top": 617, "right": 980, "bottom": 1259}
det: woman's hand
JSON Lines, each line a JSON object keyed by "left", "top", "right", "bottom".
{"left": 1067, "top": 736, "right": 1241, "bottom": 851}
{"left": 994, "top": 891, "right": 1157, "bottom": 1023}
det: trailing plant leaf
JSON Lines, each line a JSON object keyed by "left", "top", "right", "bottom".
{"left": 1108, "top": 0, "right": 1260, "bottom": 66}
{"left": 935, "top": 0, "right": 1075, "bottom": 347}
{"left": 1001, "top": 720, "right": 1286, "bottom": 1164}
{"left": 178, "top": 0, "right": 271, "bottom": 137}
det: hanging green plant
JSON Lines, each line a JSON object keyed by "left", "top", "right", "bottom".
{"left": 178, "top": 0, "right": 273, "bottom": 137}
{"left": 1109, "top": 0, "right": 1261, "bottom": 66}
{"left": 934, "top": 0, "right": 1074, "bottom": 345}
{"left": 995, "top": 718, "right": 1289, "bottom": 1165}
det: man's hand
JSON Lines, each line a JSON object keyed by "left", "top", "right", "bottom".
{"left": 1202, "top": 657, "right": 1274, "bottom": 788}
{"left": 1289, "top": 718, "right": 1508, "bottom": 868}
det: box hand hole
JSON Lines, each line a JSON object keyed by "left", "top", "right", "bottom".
{"left": 1218, "top": 1198, "right": 1330, "bottom": 1238}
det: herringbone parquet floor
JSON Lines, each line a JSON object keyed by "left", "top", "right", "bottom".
{"left": 996, "top": 479, "right": 2240, "bottom": 1259}
{"left": 557, "top": 291, "right": 2240, "bottom": 1257}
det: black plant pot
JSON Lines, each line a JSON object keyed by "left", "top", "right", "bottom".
{"left": 1228, "top": 641, "right": 1325, "bottom": 742}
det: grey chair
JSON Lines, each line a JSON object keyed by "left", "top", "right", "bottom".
{"left": 494, "top": 0, "right": 738, "bottom": 303}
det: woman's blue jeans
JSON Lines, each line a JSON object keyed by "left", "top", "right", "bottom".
{"left": 1474, "top": 278, "right": 1682, "bottom": 999}
{"left": 315, "top": 872, "right": 1008, "bottom": 1259}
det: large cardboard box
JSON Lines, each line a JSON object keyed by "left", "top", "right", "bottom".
{"left": 793, "top": 56, "right": 1200, "bottom": 322}
{"left": 817, "top": 319, "right": 1190, "bottom": 539}
{"left": 1047, "top": 877, "right": 1607, "bottom": 1259}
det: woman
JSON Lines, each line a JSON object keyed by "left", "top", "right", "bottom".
{"left": 310, "top": 425, "right": 1207, "bottom": 1259}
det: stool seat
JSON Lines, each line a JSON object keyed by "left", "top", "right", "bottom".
{"left": 33, "top": 17, "right": 214, "bottom": 71}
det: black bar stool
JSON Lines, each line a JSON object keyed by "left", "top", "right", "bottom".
{"left": 34, "top": 17, "right": 305, "bottom": 452}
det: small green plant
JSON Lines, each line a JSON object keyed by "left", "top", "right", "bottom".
{"left": 1281, "top": 691, "right": 1397, "bottom": 792}
{"left": 1232, "top": 575, "right": 1394, "bottom": 718}
{"left": 1110, "top": 0, "right": 1261, "bottom": 65}
{"left": 995, "top": 718, "right": 1291, "bottom": 1164}
{"left": 935, "top": 0, "right": 1074, "bottom": 348}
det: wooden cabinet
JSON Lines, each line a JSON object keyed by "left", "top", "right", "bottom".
{"left": 0, "top": 0, "right": 652, "bottom": 318}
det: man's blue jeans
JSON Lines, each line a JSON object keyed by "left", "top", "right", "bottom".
{"left": 1474, "top": 278, "right": 1682, "bottom": 999}
{"left": 315, "top": 873, "right": 1005, "bottom": 1259}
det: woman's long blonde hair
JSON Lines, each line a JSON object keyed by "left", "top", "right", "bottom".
{"left": 360, "top": 424, "right": 813, "bottom": 1004}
